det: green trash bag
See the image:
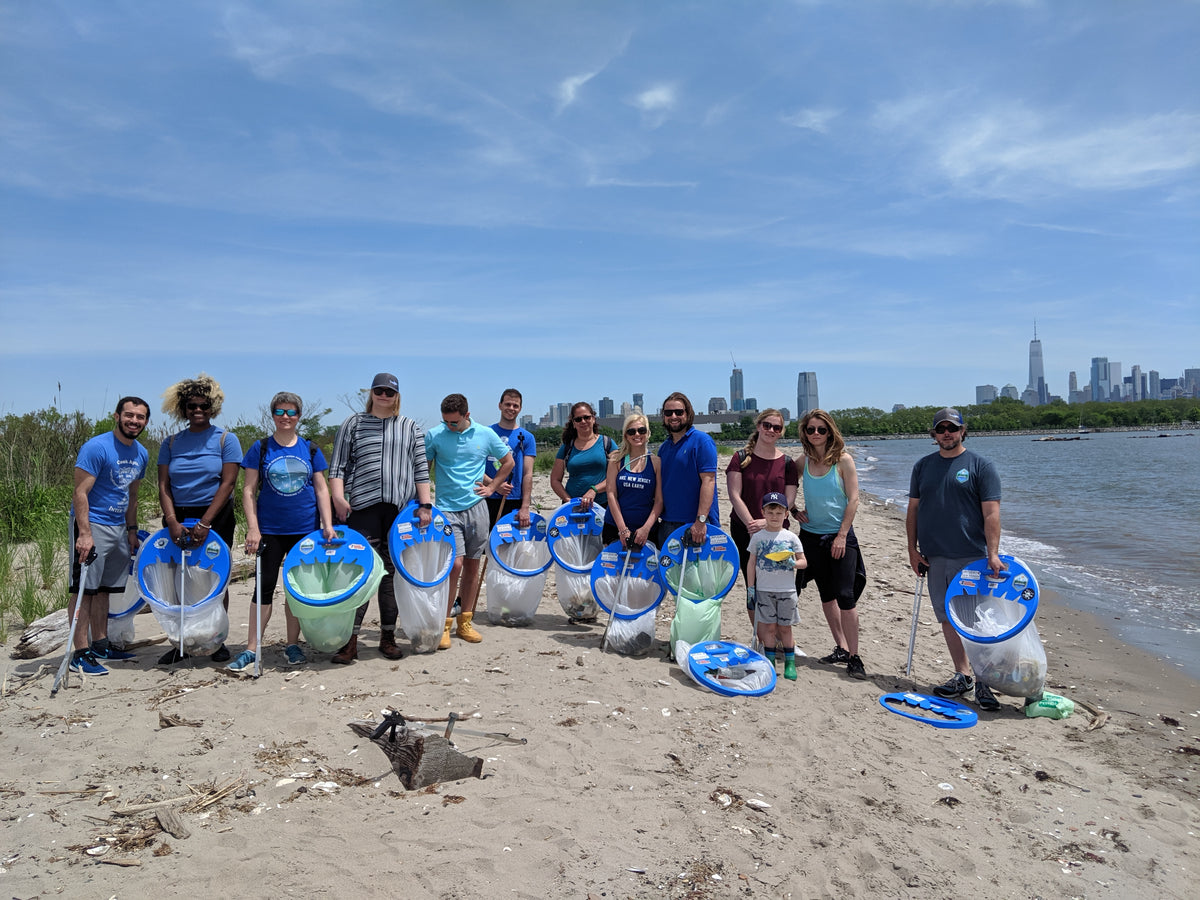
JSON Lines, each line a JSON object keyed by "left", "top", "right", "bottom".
{"left": 285, "top": 536, "right": 386, "bottom": 652}
{"left": 669, "top": 595, "right": 723, "bottom": 647}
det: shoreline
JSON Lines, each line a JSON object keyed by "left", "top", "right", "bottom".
{"left": 2, "top": 487, "right": 1197, "bottom": 898}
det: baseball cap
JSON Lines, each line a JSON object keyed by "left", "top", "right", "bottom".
{"left": 762, "top": 491, "right": 787, "bottom": 509}
{"left": 370, "top": 373, "right": 400, "bottom": 392}
{"left": 932, "top": 407, "right": 963, "bottom": 429}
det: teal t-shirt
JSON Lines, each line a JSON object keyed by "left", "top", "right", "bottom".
{"left": 425, "top": 421, "right": 511, "bottom": 512}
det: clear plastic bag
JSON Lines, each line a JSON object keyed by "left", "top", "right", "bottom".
{"left": 950, "top": 594, "right": 1047, "bottom": 698}
{"left": 141, "top": 561, "right": 230, "bottom": 655}
{"left": 555, "top": 566, "right": 598, "bottom": 619}
{"left": 108, "top": 610, "right": 138, "bottom": 647}
{"left": 484, "top": 564, "right": 546, "bottom": 626}
{"left": 393, "top": 541, "right": 451, "bottom": 653}
{"left": 604, "top": 602, "right": 656, "bottom": 656}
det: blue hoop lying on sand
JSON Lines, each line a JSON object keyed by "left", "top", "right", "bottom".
{"left": 947, "top": 554, "right": 1039, "bottom": 644}
{"left": 658, "top": 523, "right": 739, "bottom": 603}
{"left": 284, "top": 526, "right": 384, "bottom": 652}
{"left": 388, "top": 500, "right": 455, "bottom": 588}
{"left": 591, "top": 541, "right": 665, "bottom": 619}
{"left": 677, "top": 640, "right": 776, "bottom": 697}
{"left": 879, "top": 692, "right": 978, "bottom": 729}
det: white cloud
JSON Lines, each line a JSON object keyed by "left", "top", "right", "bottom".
{"left": 780, "top": 107, "right": 840, "bottom": 134}
{"left": 556, "top": 71, "right": 598, "bottom": 112}
{"left": 631, "top": 83, "right": 677, "bottom": 127}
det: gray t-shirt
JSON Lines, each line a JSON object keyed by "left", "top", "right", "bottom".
{"left": 909, "top": 449, "right": 1001, "bottom": 560}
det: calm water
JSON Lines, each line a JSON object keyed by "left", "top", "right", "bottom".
{"left": 850, "top": 430, "right": 1200, "bottom": 680}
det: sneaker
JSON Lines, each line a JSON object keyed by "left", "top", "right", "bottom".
{"left": 91, "top": 642, "right": 136, "bottom": 661}
{"left": 69, "top": 651, "right": 108, "bottom": 676}
{"left": 158, "top": 647, "right": 190, "bottom": 665}
{"left": 847, "top": 654, "right": 867, "bottom": 680}
{"left": 210, "top": 644, "right": 231, "bottom": 663}
{"left": 975, "top": 681, "right": 1001, "bottom": 711}
{"left": 226, "top": 650, "right": 256, "bottom": 672}
{"left": 819, "top": 646, "right": 850, "bottom": 665}
{"left": 933, "top": 672, "right": 974, "bottom": 698}
{"left": 284, "top": 644, "right": 307, "bottom": 666}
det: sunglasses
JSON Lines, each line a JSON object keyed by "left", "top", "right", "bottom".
{"left": 625, "top": 426, "right": 648, "bottom": 436}
{"left": 442, "top": 418, "right": 465, "bottom": 428}
{"left": 573, "top": 414, "right": 594, "bottom": 423}
{"left": 273, "top": 408, "right": 300, "bottom": 418}
{"left": 186, "top": 401, "right": 211, "bottom": 411}
{"left": 761, "top": 422, "right": 784, "bottom": 433}
{"left": 372, "top": 387, "right": 397, "bottom": 397}
{"left": 934, "top": 423, "right": 961, "bottom": 434}
{"left": 662, "top": 409, "right": 686, "bottom": 418}
{"left": 805, "top": 425, "right": 828, "bottom": 435}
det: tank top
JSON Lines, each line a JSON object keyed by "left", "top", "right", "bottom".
{"left": 604, "top": 455, "right": 658, "bottom": 531}
{"left": 801, "top": 458, "right": 846, "bottom": 535}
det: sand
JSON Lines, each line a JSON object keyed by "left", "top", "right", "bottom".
{"left": 2, "top": 480, "right": 1198, "bottom": 900}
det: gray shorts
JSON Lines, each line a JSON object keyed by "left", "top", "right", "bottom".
{"left": 755, "top": 590, "right": 800, "bottom": 626}
{"left": 927, "top": 555, "right": 979, "bottom": 623}
{"left": 69, "top": 514, "right": 132, "bottom": 595}
{"left": 443, "top": 502, "right": 488, "bottom": 561}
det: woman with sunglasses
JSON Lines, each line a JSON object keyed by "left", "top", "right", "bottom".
{"left": 602, "top": 413, "right": 663, "bottom": 548}
{"left": 550, "top": 401, "right": 615, "bottom": 513}
{"left": 726, "top": 408, "right": 798, "bottom": 624}
{"left": 227, "top": 392, "right": 337, "bottom": 672}
{"left": 326, "top": 373, "right": 433, "bottom": 664}
{"left": 794, "top": 409, "right": 867, "bottom": 679}
{"left": 157, "top": 373, "right": 243, "bottom": 664}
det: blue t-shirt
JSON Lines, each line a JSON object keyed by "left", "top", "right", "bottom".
{"left": 487, "top": 424, "right": 537, "bottom": 501}
{"left": 242, "top": 437, "right": 328, "bottom": 535}
{"left": 73, "top": 432, "right": 149, "bottom": 526}
{"left": 556, "top": 436, "right": 615, "bottom": 506}
{"left": 658, "top": 427, "right": 720, "bottom": 524}
{"left": 425, "top": 421, "right": 512, "bottom": 512}
{"left": 909, "top": 449, "right": 1001, "bottom": 560}
{"left": 157, "top": 426, "right": 243, "bottom": 506}
{"left": 604, "top": 456, "right": 658, "bottom": 531}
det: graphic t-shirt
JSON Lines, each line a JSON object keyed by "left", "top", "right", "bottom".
{"left": 73, "top": 432, "right": 149, "bottom": 526}
{"left": 241, "top": 437, "right": 328, "bottom": 535}
{"left": 747, "top": 528, "right": 804, "bottom": 592}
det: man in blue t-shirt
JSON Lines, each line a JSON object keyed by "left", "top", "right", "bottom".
{"left": 486, "top": 388, "right": 537, "bottom": 530}
{"left": 67, "top": 397, "right": 151, "bottom": 673}
{"left": 906, "top": 407, "right": 1004, "bottom": 711}
{"left": 656, "top": 391, "right": 719, "bottom": 548}
{"left": 425, "top": 393, "right": 514, "bottom": 648}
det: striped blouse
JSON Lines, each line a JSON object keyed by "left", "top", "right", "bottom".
{"left": 328, "top": 413, "right": 430, "bottom": 509}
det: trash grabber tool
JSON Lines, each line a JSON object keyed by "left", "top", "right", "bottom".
{"left": 601, "top": 540, "right": 636, "bottom": 653}
{"left": 905, "top": 563, "right": 929, "bottom": 678}
{"left": 52, "top": 548, "right": 97, "bottom": 696}
{"left": 253, "top": 539, "right": 265, "bottom": 678}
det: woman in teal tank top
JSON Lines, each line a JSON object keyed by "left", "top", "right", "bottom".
{"left": 794, "top": 409, "right": 867, "bottom": 680}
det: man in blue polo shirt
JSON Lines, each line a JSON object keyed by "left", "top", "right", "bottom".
{"left": 486, "top": 388, "right": 537, "bottom": 530}
{"left": 425, "top": 393, "right": 514, "bottom": 648}
{"left": 656, "top": 391, "right": 719, "bottom": 547}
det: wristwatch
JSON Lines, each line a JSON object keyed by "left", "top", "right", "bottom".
{"left": 696, "top": 514, "right": 708, "bottom": 525}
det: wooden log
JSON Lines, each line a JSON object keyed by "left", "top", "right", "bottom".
{"left": 11, "top": 608, "right": 69, "bottom": 659}
{"left": 348, "top": 721, "right": 484, "bottom": 790}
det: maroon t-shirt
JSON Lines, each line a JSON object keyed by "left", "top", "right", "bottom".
{"left": 726, "top": 452, "right": 799, "bottom": 520}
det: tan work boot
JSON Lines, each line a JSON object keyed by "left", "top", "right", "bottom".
{"left": 456, "top": 611, "right": 482, "bottom": 643}
{"left": 438, "top": 617, "right": 453, "bottom": 651}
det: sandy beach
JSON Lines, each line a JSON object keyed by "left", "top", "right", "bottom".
{"left": 3, "top": 480, "right": 1197, "bottom": 899}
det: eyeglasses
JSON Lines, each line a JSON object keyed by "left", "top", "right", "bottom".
{"left": 372, "top": 387, "right": 397, "bottom": 397}
{"left": 761, "top": 422, "right": 784, "bottom": 433}
{"left": 186, "top": 401, "right": 211, "bottom": 411}
{"left": 273, "top": 408, "right": 300, "bottom": 418}
{"left": 573, "top": 414, "right": 594, "bottom": 423}
{"left": 934, "top": 423, "right": 961, "bottom": 434}
{"left": 662, "top": 409, "right": 686, "bottom": 418}
{"left": 805, "top": 425, "right": 828, "bottom": 435}
{"left": 625, "top": 426, "right": 648, "bottom": 436}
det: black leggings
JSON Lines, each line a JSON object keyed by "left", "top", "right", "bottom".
{"left": 252, "top": 533, "right": 308, "bottom": 605}
{"left": 346, "top": 502, "right": 398, "bottom": 633}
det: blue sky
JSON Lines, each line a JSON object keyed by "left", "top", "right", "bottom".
{"left": 2, "top": 0, "right": 1197, "bottom": 431}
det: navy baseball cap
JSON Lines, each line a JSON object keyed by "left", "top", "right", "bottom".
{"left": 762, "top": 491, "right": 787, "bottom": 509}
{"left": 371, "top": 373, "right": 400, "bottom": 392}
{"left": 932, "top": 407, "right": 963, "bottom": 429}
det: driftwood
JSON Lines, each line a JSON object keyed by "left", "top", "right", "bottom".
{"left": 155, "top": 808, "right": 191, "bottom": 840}
{"left": 349, "top": 721, "right": 484, "bottom": 790}
{"left": 12, "top": 607, "right": 165, "bottom": 660}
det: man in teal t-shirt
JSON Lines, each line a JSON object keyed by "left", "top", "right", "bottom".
{"left": 425, "top": 393, "right": 514, "bottom": 648}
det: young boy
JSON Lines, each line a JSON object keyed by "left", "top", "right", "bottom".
{"left": 746, "top": 491, "right": 806, "bottom": 680}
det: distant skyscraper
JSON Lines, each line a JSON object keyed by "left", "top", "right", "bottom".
{"left": 796, "top": 371, "right": 819, "bottom": 415}
{"left": 1001, "top": 384, "right": 1019, "bottom": 400}
{"left": 1090, "top": 357, "right": 1109, "bottom": 402}
{"left": 976, "top": 385, "right": 998, "bottom": 404}
{"left": 1185, "top": 369, "right": 1200, "bottom": 396}
{"left": 1129, "top": 366, "right": 1142, "bottom": 401}
{"left": 1108, "top": 362, "right": 1122, "bottom": 400}
{"left": 632, "top": 392, "right": 643, "bottom": 412}
{"left": 744, "top": 398, "right": 758, "bottom": 412}
{"left": 729, "top": 367, "right": 744, "bottom": 412}
{"left": 1026, "top": 326, "right": 1047, "bottom": 405}
{"left": 708, "top": 397, "right": 728, "bottom": 414}
{"left": 598, "top": 396, "right": 614, "bottom": 418}
{"left": 1149, "top": 370, "right": 1160, "bottom": 400}
{"left": 555, "top": 402, "right": 571, "bottom": 426}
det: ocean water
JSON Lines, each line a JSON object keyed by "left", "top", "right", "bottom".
{"left": 850, "top": 429, "right": 1200, "bottom": 680}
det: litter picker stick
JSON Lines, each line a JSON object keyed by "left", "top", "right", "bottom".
{"left": 601, "top": 542, "right": 635, "bottom": 653}
{"left": 253, "top": 540, "right": 264, "bottom": 678}
{"left": 905, "top": 566, "right": 928, "bottom": 678}
{"left": 179, "top": 542, "right": 188, "bottom": 661}
{"left": 51, "top": 550, "right": 96, "bottom": 696}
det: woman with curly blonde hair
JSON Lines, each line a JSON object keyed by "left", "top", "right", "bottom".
{"left": 156, "top": 373, "right": 242, "bottom": 664}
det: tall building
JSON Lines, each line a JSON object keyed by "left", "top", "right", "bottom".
{"left": 1184, "top": 369, "right": 1200, "bottom": 397}
{"left": 976, "top": 385, "right": 998, "bottom": 404}
{"left": 555, "top": 402, "right": 572, "bottom": 426}
{"left": 1090, "top": 357, "right": 1109, "bottom": 402}
{"left": 1026, "top": 326, "right": 1047, "bottom": 405}
{"left": 1108, "top": 362, "right": 1122, "bottom": 400}
{"left": 796, "top": 371, "right": 819, "bottom": 416}
{"left": 708, "top": 397, "right": 728, "bottom": 414}
{"left": 1001, "top": 383, "right": 1019, "bottom": 400}
{"left": 632, "top": 392, "right": 643, "bottom": 412}
{"left": 729, "top": 368, "right": 744, "bottom": 412}
{"left": 1149, "top": 370, "right": 1160, "bottom": 400}
{"left": 598, "top": 396, "right": 614, "bottom": 418}
{"left": 1068, "top": 371, "right": 1087, "bottom": 405}
{"left": 1129, "top": 366, "right": 1142, "bottom": 401}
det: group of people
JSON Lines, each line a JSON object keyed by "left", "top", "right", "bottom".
{"left": 66, "top": 375, "right": 1006, "bottom": 711}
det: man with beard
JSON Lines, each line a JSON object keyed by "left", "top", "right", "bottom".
{"left": 67, "top": 396, "right": 151, "bottom": 675}
{"left": 655, "top": 391, "right": 719, "bottom": 548}
{"left": 906, "top": 407, "right": 1004, "bottom": 711}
